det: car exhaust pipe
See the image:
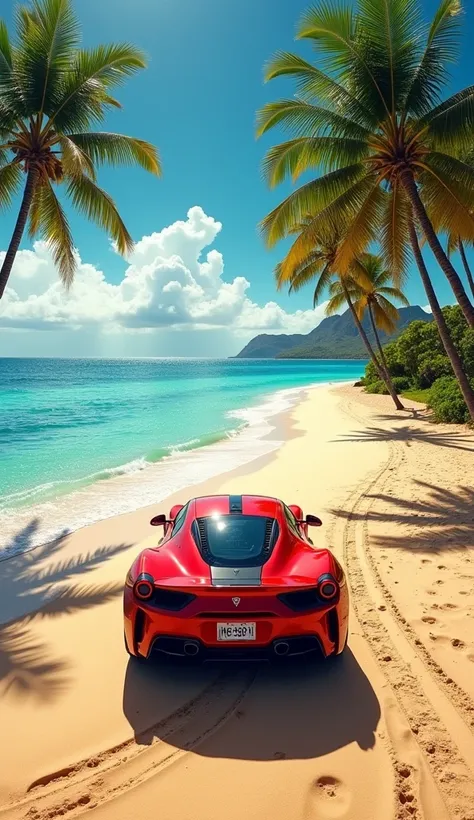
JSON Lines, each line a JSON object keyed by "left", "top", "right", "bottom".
{"left": 183, "top": 641, "right": 200, "bottom": 657}
{"left": 274, "top": 641, "right": 290, "bottom": 657}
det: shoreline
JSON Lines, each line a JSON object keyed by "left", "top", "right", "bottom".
{"left": 0, "top": 379, "right": 355, "bottom": 558}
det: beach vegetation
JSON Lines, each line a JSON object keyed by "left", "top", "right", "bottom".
{"left": 258, "top": 0, "right": 474, "bottom": 422}
{"left": 0, "top": 0, "right": 161, "bottom": 300}
{"left": 362, "top": 306, "right": 474, "bottom": 422}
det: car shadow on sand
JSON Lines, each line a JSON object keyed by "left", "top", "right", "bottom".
{"left": 122, "top": 647, "right": 380, "bottom": 759}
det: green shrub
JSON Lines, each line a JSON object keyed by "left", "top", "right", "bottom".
{"left": 361, "top": 307, "right": 473, "bottom": 423}
{"left": 417, "top": 354, "right": 452, "bottom": 388}
{"left": 365, "top": 379, "right": 389, "bottom": 394}
{"left": 461, "top": 328, "right": 474, "bottom": 378}
{"left": 427, "top": 377, "right": 470, "bottom": 424}
{"left": 391, "top": 376, "right": 412, "bottom": 392}
{"left": 363, "top": 359, "right": 381, "bottom": 386}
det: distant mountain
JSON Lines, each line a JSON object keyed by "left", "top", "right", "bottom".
{"left": 233, "top": 332, "right": 308, "bottom": 359}
{"left": 233, "top": 306, "right": 432, "bottom": 359}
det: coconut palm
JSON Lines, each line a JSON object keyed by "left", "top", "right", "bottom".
{"left": 257, "top": 0, "right": 474, "bottom": 419}
{"left": 0, "top": 0, "right": 161, "bottom": 299}
{"left": 326, "top": 254, "right": 410, "bottom": 375}
{"left": 447, "top": 235, "right": 474, "bottom": 300}
{"left": 276, "top": 229, "right": 405, "bottom": 409}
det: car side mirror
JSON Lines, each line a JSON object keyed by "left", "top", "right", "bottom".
{"left": 306, "top": 514, "right": 322, "bottom": 527}
{"left": 150, "top": 513, "right": 168, "bottom": 527}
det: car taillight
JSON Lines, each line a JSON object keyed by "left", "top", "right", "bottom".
{"left": 133, "top": 573, "right": 155, "bottom": 600}
{"left": 317, "top": 574, "right": 338, "bottom": 601}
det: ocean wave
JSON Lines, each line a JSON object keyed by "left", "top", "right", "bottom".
{"left": 0, "top": 380, "right": 339, "bottom": 558}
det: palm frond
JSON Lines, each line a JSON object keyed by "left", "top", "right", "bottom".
{"left": 312, "top": 261, "right": 336, "bottom": 304}
{"left": 262, "top": 136, "right": 368, "bottom": 187}
{"left": 276, "top": 174, "right": 377, "bottom": 275}
{"left": 68, "top": 132, "right": 161, "bottom": 176}
{"left": 404, "top": 0, "right": 462, "bottom": 116}
{"left": 0, "top": 20, "right": 13, "bottom": 79}
{"left": 47, "top": 43, "right": 147, "bottom": 132}
{"left": 275, "top": 250, "right": 325, "bottom": 291}
{"left": 15, "top": 0, "right": 80, "bottom": 117}
{"left": 326, "top": 287, "right": 349, "bottom": 315}
{"left": 418, "top": 156, "right": 474, "bottom": 240}
{"left": 263, "top": 50, "right": 373, "bottom": 125}
{"left": 377, "top": 285, "right": 410, "bottom": 305}
{"left": 446, "top": 232, "right": 459, "bottom": 256}
{"left": 259, "top": 163, "right": 366, "bottom": 247}
{"left": 380, "top": 179, "right": 410, "bottom": 284}
{"left": 297, "top": 2, "right": 392, "bottom": 121}
{"left": 256, "top": 99, "right": 370, "bottom": 140}
{"left": 59, "top": 135, "right": 95, "bottom": 178}
{"left": 372, "top": 298, "right": 399, "bottom": 332}
{"left": 0, "top": 162, "right": 21, "bottom": 208}
{"left": 66, "top": 174, "right": 134, "bottom": 256}
{"left": 423, "top": 150, "right": 474, "bottom": 191}
{"left": 35, "top": 180, "right": 76, "bottom": 286}
{"left": 28, "top": 182, "right": 44, "bottom": 237}
{"left": 334, "top": 183, "right": 385, "bottom": 272}
{"left": 347, "top": 257, "right": 378, "bottom": 292}
{"left": 356, "top": 0, "right": 422, "bottom": 114}
{"left": 423, "top": 85, "right": 474, "bottom": 149}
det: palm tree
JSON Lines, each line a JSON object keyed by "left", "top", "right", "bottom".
{"left": 0, "top": 0, "right": 161, "bottom": 299}
{"left": 257, "top": 0, "right": 474, "bottom": 420}
{"left": 327, "top": 254, "right": 410, "bottom": 376}
{"left": 276, "top": 230, "right": 405, "bottom": 409}
{"left": 447, "top": 234, "right": 474, "bottom": 300}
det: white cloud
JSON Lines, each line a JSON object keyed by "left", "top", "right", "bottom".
{"left": 421, "top": 305, "right": 432, "bottom": 314}
{"left": 0, "top": 207, "right": 331, "bottom": 345}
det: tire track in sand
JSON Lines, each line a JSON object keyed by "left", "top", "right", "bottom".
{"left": 0, "top": 667, "right": 257, "bottom": 820}
{"left": 336, "top": 397, "right": 474, "bottom": 820}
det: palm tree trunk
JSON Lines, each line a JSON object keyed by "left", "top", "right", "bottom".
{"left": 367, "top": 302, "right": 405, "bottom": 409}
{"left": 0, "top": 169, "right": 38, "bottom": 300}
{"left": 400, "top": 168, "right": 474, "bottom": 329}
{"left": 340, "top": 279, "right": 404, "bottom": 410}
{"left": 409, "top": 221, "right": 474, "bottom": 423}
{"left": 458, "top": 240, "right": 474, "bottom": 302}
{"left": 368, "top": 303, "right": 390, "bottom": 371}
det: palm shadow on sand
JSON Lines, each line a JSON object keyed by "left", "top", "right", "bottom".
{"left": 333, "top": 424, "right": 474, "bottom": 452}
{"left": 330, "top": 480, "right": 474, "bottom": 553}
{"left": 122, "top": 648, "right": 380, "bottom": 760}
{"left": 0, "top": 519, "right": 132, "bottom": 702}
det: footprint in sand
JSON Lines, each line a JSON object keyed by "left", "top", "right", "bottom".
{"left": 422, "top": 616, "right": 437, "bottom": 624}
{"left": 451, "top": 639, "right": 465, "bottom": 649}
{"left": 304, "top": 776, "right": 352, "bottom": 819}
{"left": 467, "top": 653, "right": 474, "bottom": 663}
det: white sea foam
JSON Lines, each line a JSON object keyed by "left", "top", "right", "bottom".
{"left": 0, "top": 381, "right": 338, "bottom": 558}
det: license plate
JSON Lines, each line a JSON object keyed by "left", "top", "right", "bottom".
{"left": 217, "top": 622, "right": 256, "bottom": 641}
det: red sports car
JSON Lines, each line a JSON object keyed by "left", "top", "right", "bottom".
{"left": 124, "top": 494, "right": 349, "bottom": 661}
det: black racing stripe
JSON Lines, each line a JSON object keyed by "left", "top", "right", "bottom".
{"left": 228, "top": 495, "right": 242, "bottom": 514}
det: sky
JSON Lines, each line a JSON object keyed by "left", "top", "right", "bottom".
{"left": 0, "top": 0, "right": 473, "bottom": 358}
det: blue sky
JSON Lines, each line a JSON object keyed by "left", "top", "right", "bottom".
{"left": 1, "top": 0, "right": 473, "bottom": 357}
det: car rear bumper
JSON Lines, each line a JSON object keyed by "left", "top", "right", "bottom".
{"left": 149, "top": 633, "right": 324, "bottom": 660}
{"left": 124, "top": 591, "right": 348, "bottom": 660}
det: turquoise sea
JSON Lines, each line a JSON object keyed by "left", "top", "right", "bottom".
{"left": 0, "top": 357, "right": 365, "bottom": 555}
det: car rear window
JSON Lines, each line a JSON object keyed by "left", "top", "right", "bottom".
{"left": 193, "top": 515, "right": 278, "bottom": 567}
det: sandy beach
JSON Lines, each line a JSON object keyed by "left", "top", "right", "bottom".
{"left": 2, "top": 383, "right": 474, "bottom": 820}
